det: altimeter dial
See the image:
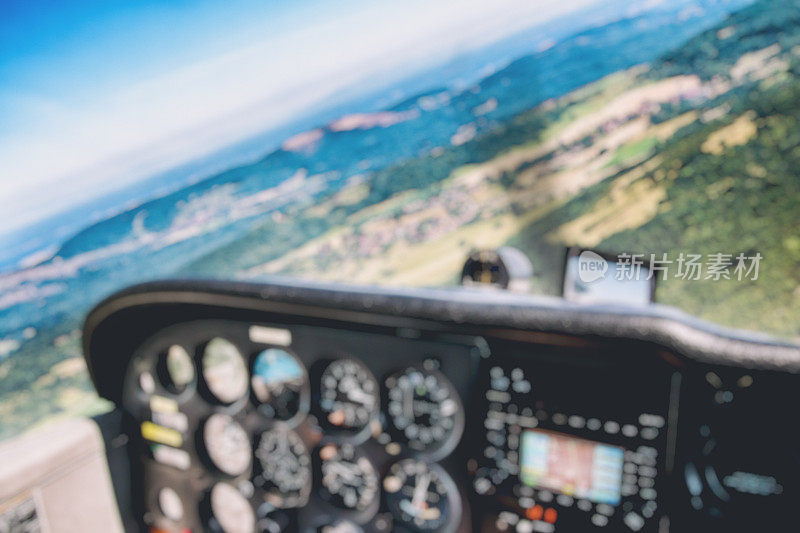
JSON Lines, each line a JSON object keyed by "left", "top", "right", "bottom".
{"left": 385, "top": 367, "right": 463, "bottom": 457}
{"left": 318, "top": 358, "right": 379, "bottom": 434}
{"left": 317, "top": 442, "right": 379, "bottom": 513}
{"left": 254, "top": 429, "right": 312, "bottom": 509}
{"left": 384, "top": 460, "right": 460, "bottom": 533}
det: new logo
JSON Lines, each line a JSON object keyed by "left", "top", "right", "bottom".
{"left": 578, "top": 251, "right": 608, "bottom": 283}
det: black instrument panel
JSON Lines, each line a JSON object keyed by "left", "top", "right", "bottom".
{"left": 123, "top": 320, "right": 480, "bottom": 532}
{"left": 83, "top": 279, "right": 800, "bottom": 533}
{"left": 467, "top": 340, "right": 676, "bottom": 533}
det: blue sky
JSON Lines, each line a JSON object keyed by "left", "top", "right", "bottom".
{"left": 0, "top": 0, "right": 600, "bottom": 236}
{"left": 0, "top": 0, "right": 335, "bottom": 123}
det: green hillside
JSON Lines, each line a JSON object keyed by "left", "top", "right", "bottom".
{"left": 6, "top": 0, "right": 800, "bottom": 442}
{"left": 512, "top": 0, "right": 800, "bottom": 335}
{"left": 183, "top": 0, "right": 800, "bottom": 338}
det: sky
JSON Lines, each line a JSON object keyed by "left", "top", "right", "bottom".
{"left": 0, "top": 0, "right": 602, "bottom": 237}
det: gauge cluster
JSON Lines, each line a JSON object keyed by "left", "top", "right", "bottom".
{"left": 87, "top": 280, "right": 800, "bottom": 533}
{"left": 122, "top": 320, "right": 478, "bottom": 532}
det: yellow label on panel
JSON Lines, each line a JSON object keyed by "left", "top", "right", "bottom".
{"left": 150, "top": 395, "right": 179, "bottom": 414}
{"left": 141, "top": 421, "right": 183, "bottom": 447}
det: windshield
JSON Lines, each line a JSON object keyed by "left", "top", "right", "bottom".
{"left": 0, "top": 0, "right": 797, "bottom": 439}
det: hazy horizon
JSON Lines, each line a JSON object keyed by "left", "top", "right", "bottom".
{"left": 0, "top": 0, "right": 606, "bottom": 241}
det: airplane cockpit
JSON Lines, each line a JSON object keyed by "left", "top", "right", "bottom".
{"left": 1, "top": 1, "right": 799, "bottom": 532}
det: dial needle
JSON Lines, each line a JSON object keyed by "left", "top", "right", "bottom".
{"left": 412, "top": 471, "right": 431, "bottom": 512}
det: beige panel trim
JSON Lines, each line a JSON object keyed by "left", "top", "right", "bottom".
{"left": 0, "top": 418, "right": 123, "bottom": 533}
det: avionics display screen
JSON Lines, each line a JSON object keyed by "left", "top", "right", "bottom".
{"left": 520, "top": 430, "right": 624, "bottom": 505}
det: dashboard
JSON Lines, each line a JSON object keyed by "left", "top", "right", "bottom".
{"left": 82, "top": 279, "right": 800, "bottom": 533}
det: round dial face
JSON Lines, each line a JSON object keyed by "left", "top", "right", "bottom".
{"left": 157, "top": 487, "right": 184, "bottom": 521}
{"left": 203, "top": 413, "right": 252, "bottom": 476}
{"left": 209, "top": 482, "right": 256, "bottom": 533}
{"left": 383, "top": 460, "right": 459, "bottom": 532}
{"left": 160, "top": 345, "right": 195, "bottom": 392}
{"left": 318, "top": 359, "right": 378, "bottom": 432}
{"left": 318, "top": 442, "right": 379, "bottom": 512}
{"left": 252, "top": 349, "right": 308, "bottom": 422}
{"left": 385, "top": 368, "right": 463, "bottom": 454}
{"left": 202, "top": 337, "right": 249, "bottom": 403}
{"left": 254, "top": 429, "right": 312, "bottom": 509}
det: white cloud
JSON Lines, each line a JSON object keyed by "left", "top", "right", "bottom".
{"left": 0, "top": 0, "right": 601, "bottom": 235}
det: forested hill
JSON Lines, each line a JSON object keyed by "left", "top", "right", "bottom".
{"left": 187, "top": 0, "right": 800, "bottom": 338}
{"left": 655, "top": 0, "right": 800, "bottom": 78}
{"left": 51, "top": 0, "right": 746, "bottom": 261}
{"left": 6, "top": 0, "right": 799, "bottom": 441}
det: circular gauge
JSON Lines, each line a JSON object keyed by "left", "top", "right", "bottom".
{"left": 383, "top": 460, "right": 460, "bottom": 533}
{"left": 159, "top": 345, "right": 195, "bottom": 392}
{"left": 157, "top": 487, "right": 184, "bottom": 521}
{"left": 202, "top": 337, "right": 249, "bottom": 403}
{"left": 317, "top": 442, "right": 379, "bottom": 513}
{"left": 209, "top": 482, "right": 256, "bottom": 533}
{"left": 252, "top": 349, "right": 309, "bottom": 423}
{"left": 203, "top": 413, "right": 252, "bottom": 476}
{"left": 254, "top": 429, "right": 312, "bottom": 509}
{"left": 318, "top": 359, "right": 379, "bottom": 433}
{"left": 384, "top": 368, "right": 464, "bottom": 456}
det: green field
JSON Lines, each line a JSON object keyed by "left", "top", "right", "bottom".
{"left": 4, "top": 0, "right": 800, "bottom": 441}
{"left": 184, "top": 0, "right": 800, "bottom": 339}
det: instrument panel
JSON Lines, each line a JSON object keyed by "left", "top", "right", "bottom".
{"left": 84, "top": 280, "right": 800, "bottom": 533}
{"left": 468, "top": 342, "right": 674, "bottom": 533}
{"left": 122, "top": 320, "right": 478, "bottom": 532}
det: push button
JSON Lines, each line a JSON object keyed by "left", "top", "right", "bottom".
{"left": 525, "top": 505, "right": 543, "bottom": 521}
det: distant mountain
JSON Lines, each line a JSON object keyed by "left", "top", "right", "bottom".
{"left": 207, "top": 0, "right": 800, "bottom": 339}
{"left": 53, "top": 0, "right": 748, "bottom": 262}
{"left": 0, "top": 0, "right": 768, "bottom": 440}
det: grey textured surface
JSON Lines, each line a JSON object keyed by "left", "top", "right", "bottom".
{"left": 83, "top": 277, "right": 800, "bottom": 403}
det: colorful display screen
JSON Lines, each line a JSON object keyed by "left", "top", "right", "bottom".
{"left": 520, "top": 430, "right": 624, "bottom": 505}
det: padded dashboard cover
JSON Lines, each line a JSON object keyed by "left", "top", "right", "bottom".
{"left": 83, "top": 277, "right": 800, "bottom": 405}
